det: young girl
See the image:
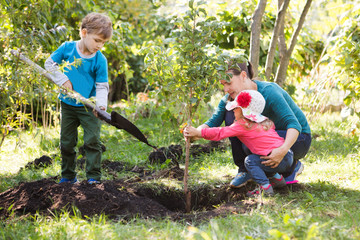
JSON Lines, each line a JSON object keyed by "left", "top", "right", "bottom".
{"left": 184, "top": 90, "right": 293, "bottom": 196}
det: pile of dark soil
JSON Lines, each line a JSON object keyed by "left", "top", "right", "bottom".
{"left": 148, "top": 140, "right": 228, "bottom": 164}
{"left": 148, "top": 144, "right": 183, "bottom": 164}
{"left": 24, "top": 155, "right": 53, "bottom": 169}
{"left": 0, "top": 178, "right": 171, "bottom": 220}
{"left": 190, "top": 140, "right": 228, "bottom": 157}
{"left": 0, "top": 165, "right": 305, "bottom": 222}
{"left": 2, "top": 151, "right": 305, "bottom": 222}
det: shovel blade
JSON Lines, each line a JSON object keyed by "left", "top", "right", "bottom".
{"left": 110, "top": 111, "right": 156, "bottom": 149}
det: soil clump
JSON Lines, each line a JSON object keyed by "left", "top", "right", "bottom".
{"left": 148, "top": 141, "right": 228, "bottom": 165}
{"left": 24, "top": 155, "right": 53, "bottom": 169}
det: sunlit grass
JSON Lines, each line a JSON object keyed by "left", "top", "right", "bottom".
{"left": 300, "top": 154, "right": 360, "bottom": 189}
{"left": 0, "top": 127, "right": 60, "bottom": 174}
{"left": 188, "top": 149, "right": 236, "bottom": 185}
{"left": 1, "top": 111, "right": 360, "bottom": 239}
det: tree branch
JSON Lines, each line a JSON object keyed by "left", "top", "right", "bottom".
{"left": 277, "top": 0, "right": 287, "bottom": 60}
{"left": 275, "top": 0, "right": 313, "bottom": 86}
{"left": 265, "top": 0, "right": 290, "bottom": 80}
{"left": 250, "top": 0, "right": 267, "bottom": 77}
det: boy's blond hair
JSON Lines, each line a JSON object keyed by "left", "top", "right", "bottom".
{"left": 81, "top": 12, "right": 113, "bottom": 39}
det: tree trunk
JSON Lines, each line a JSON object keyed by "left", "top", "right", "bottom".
{"left": 275, "top": 0, "right": 313, "bottom": 86}
{"left": 0, "top": 132, "right": 6, "bottom": 151}
{"left": 108, "top": 73, "right": 127, "bottom": 102}
{"left": 264, "top": 0, "right": 290, "bottom": 80}
{"left": 278, "top": 0, "right": 287, "bottom": 61}
{"left": 184, "top": 136, "right": 191, "bottom": 213}
{"left": 184, "top": 96, "right": 193, "bottom": 213}
{"left": 250, "top": 0, "right": 267, "bottom": 77}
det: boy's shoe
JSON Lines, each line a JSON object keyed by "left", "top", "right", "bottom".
{"left": 285, "top": 160, "right": 304, "bottom": 184}
{"left": 230, "top": 172, "right": 251, "bottom": 188}
{"left": 59, "top": 177, "right": 78, "bottom": 184}
{"left": 87, "top": 178, "right": 100, "bottom": 184}
{"left": 270, "top": 175, "right": 286, "bottom": 189}
{"left": 247, "top": 185, "right": 274, "bottom": 197}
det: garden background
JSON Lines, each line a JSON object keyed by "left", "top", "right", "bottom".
{"left": 1, "top": 0, "right": 360, "bottom": 239}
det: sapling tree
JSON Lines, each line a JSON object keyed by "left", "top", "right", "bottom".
{"left": 143, "top": 0, "right": 245, "bottom": 212}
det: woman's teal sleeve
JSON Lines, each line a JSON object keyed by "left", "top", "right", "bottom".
{"left": 204, "top": 94, "right": 228, "bottom": 128}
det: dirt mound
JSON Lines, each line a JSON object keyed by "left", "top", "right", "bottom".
{"left": 0, "top": 177, "right": 256, "bottom": 222}
{"left": 148, "top": 144, "right": 183, "bottom": 164}
{"left": 24, "top": 155, "right": 53, "bottom": 169}
{"left": 0, "top": 178, "right": 172, "bottom": 219}
{"left": 190, "top": 140, "right": 228, "bottom": 157}
{"left": 0, "top": 164, "right": 305, "bottom": 222}
{"left": 150, "top": 166, "right": 184, "bottom": 180}
{"left": 148, "top": 141, "right": 228, "bottom": 164}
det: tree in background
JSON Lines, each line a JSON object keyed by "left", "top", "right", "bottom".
{"left": 143, "top": 0, "right": 245, "bottom": 211}
{"left": 2, "top": 0, "right": 360, "bottom": 149}
{"left": 250, "top": 0, "right": 313, "bottom": 86}
{"left": 0, "top": 0, "right": 71, "bottom": 148}
{"left": 328, "top": 6, "right": 360, "bottom": 117}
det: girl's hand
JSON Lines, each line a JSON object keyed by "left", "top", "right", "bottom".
{"left": 183, "top": 126, "right": 202, "bottom": 139}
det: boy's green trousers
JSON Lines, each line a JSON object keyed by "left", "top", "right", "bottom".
{"left": 60, "top": 101, "right": 102, "bottom": 181}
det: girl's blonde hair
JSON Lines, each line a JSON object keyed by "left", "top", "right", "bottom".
{"left": 81, "top": 12, "right": 113, "bottom": 39}
{"left": 239, "top": 118, "right": 274, "bottom": 131}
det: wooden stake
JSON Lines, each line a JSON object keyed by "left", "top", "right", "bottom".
{"left": 184, "top": 136, "right": 191, "bottom": 213}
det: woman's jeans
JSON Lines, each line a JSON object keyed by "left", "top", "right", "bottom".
{"left": 225, "top": 110, "right": 312, "bottom": 172}
{"left": 245, "top": 150, "right": 293, "bottom": 185}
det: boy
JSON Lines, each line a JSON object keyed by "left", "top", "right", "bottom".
{"left": 45, "top": 12, "right": 112, "bottom": 184}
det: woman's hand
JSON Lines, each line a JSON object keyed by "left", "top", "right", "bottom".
{"left": 183, "top": 126, "right": 202, "bottom": 139}
{"left": 260, "top": 146, "right": 288, "bottom": 168}
{"left": 261, "top": 128, "right": 299, "bottom": 168}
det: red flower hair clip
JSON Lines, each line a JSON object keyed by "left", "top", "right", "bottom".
{"left": 236, "top": 92, "right": 252, "bottom": 108}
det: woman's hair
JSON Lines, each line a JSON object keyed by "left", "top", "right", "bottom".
{"left": 227, "top": 61, "right": 254, "bottom": 79}
{"left": 238, "top": 118, "right": 274, "bottom": 131}
{"left": 81, "top": 12, "right": 113, "bottom": 39}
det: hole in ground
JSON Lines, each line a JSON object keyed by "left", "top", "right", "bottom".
{"left": 0, "top": 165, "right": 305, "bottom": 221}
{"left": 133, "top": 182, "right": 253, "bottom": 212}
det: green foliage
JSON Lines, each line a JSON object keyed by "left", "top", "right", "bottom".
{"left": 143, "top": 0, "right": 246, "bottom": 123}
{"left": 0, "top": 0, "right": 172, "bottom": 148}
{"left": 333, "top": 14, "right": 360, "bottom": 113}
{"left": 215, "top": 10, "right": 252, "bottom": 50}
{"left": 103, "top": 4, "right": 174, "bottom": 97}
{"left": 0, "top": 0, "right": 71, "bottom": 148}
{"left": 213, "top": 6, "right": 280, "bottom": 79}
{"left": 290, "top": 31, "right": 325, "bottom": 81}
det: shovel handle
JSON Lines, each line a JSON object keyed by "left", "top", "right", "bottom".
{"left": 10, "top": 49, "right": 111, "bottom": 123}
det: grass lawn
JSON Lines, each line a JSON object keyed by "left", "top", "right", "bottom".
{"left": 0, "top": 110, "right": 359, "bottom": 239}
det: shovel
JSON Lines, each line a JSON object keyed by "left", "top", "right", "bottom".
{"left": 11, "top": 49, "right": 157, "bottom": 149}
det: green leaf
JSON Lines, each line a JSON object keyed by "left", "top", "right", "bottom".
{"left": 190, "top": 97, "right": 198, "bottom": 104}
{"left": 283, "top": 214, "right": 290, "bottom": 225}
{"left": 188, "top": 0, "right": 194, "bottom": 9}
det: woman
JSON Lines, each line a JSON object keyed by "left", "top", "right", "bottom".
{"left": 184, "top": 90, "right": 294, "bottom": 196}
{"left": 191, "top": 62, "right": 311, "bottom": 188}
